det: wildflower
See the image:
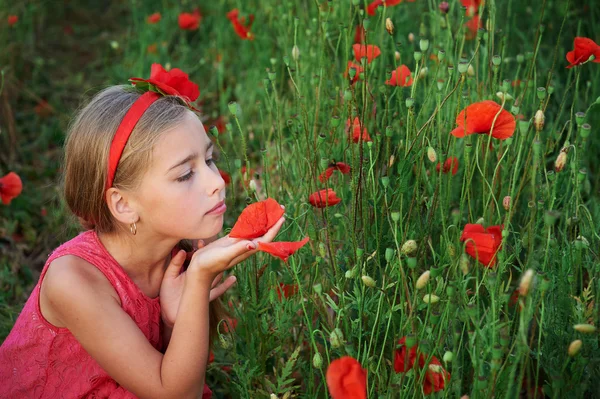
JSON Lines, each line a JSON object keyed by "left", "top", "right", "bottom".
{"left": 309, "top": 188, "right": 342, "bottom": 208}
{"left": 319, "top": 162, "right": 351, "bottom": 183}
{"left": 326, "top": 356, "right": 367, "bottom": 399}
{"left": 366, "top": 0, "right": 403, "bottom": 16}
{"left": 354, "top": 25, "right": 367, "bottom": 44}
{"left": 258, "top": 237, "right": 310, "bottom": 263}
{"left": 130, "top": 63, "right": 200, "bottom": 110}
{"left": 385, "top": 65, "right": 413, "bottom": 87}
{"left": 276, "top": 283, "right": 299, "bottom": 301}
{"left": 178, "top": 9, "right": 201, "bottom": 31}
{"left": 346, "top": 117, "right": 372, "bottom": 143}
{"left": 344, "top": 61, "right": 364, "bottom": 85}
{"left": 0, "top": 172, "right": 23, "bottom": 205}
{"left": 464, "top": 15, "right": 481, "bottom": 39}
{"left": 439, "top": 2, "right": 450, "bottom": 13}
{"left": 566, "top": 37, "right": 600, "bottom": 68}
{"left": 422, "top": 356, "right": 451, "bottom": 395}
{"left": 226, "top": 9, "right": 254, "bottom": 40}
{"left": 450, "top": 101, "right": 516, "bottom": 140}
{"left": 34, "top": 100, "right": 53, "bottom": 118}
{"left": 459, "top": 224, "right": 503, "bottom": 267}
{"left": 352, "top": 44, "right": 381, "bottom": 64}
{"left": 436, "top": 157, "right": 459, "bottom": 175}
{"left": 461, "top": 0, "right": 484, "bottom": 17}
{"left": 219, "top": 170, "right": 231, "bottom": 185}
{"left": 394, "top": 337, "right": 419, "bottom": 372}
{"left": 229, "top": 198, "right": 285, "bottom": 239}
{"left": 555, "top": 151, "right": 567, "bottom": 172}
{"left": 8, "top": 15, "right": 18, "bottom": 26}
{"left": 146, "top": 12, "right": 161, "bottom": 24}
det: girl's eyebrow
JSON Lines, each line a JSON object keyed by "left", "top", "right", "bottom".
{"left": 166, "top": 142, "right": 213, "bottom": 172}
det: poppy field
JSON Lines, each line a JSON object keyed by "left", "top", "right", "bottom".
{"left": 2, "top": 0, "right": 600, "bottom": 398}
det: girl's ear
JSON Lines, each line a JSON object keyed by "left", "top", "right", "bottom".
{"left": 105, "top": 188, "right": 139, "bottom": 224}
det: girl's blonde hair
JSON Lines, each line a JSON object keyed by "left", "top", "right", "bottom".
{"left": 63, "top": 85, "right": 226, "bottom": 345}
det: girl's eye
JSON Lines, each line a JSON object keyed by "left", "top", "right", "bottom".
{"left": 206, "top": 158, "right": 214, "bottom": 167}
{"left": 176, "top": 170, "right": 195, "bottom": 182}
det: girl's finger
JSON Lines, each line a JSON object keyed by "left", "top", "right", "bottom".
{"left": 212, "top": 272, "right": 224, "bottom": 288}
{"left": 209, "top": 275, "right": 237, "bottom": 302}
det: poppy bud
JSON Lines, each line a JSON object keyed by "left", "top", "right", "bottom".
{"left": 313, "top": 352, "right": 323, "bottom": 368}
{"left": 292, "top": 45, "right": 300, "bottom": 61}
{"left": 345, "top": 267, "right": 357, "bottom": 278}
{"left": 534, "top": 110, "right": 544, "bottom": 132}
{"left": 419, "top": 39, "right": 429, "bottom": 52}
{"left": 427, "top": 146, "right": 437, "bottom": 163}
{"left": 423, "top": 294, "right": 440, "bottom": 304}
{"left": 503, "top": 196, "right": 511, "bottom": 211}
{"left": 458, "top": 62, "right": 468, "bottom": 74}
{"left": 555, "top": 151, "right": 567, "bottom": 172}
{"left": 439, "top": 1, "right": 449, "bottom": 13}
{"left": 110, "top": 41, "right": 119, "bottom": 50}
{"left": 385, "top": 248, "right": 395, "bottom": 262}
{"left": 228, "top": 101, "right": 238, "bottom": 116}
{"left": 416, "top": 270, "right": 430, "bottom": 289}
{"left": 580, "top": 123, "right": 591, "bottom": 139}
{"left": 467, "top": 64, "right": 475, "bottom": 77}
{"left": 419, "top": 67, "right": 428, "bottom": 79}
{"left": 518, "top": 269, "right": 535, "bottom": 297}
{"left": 401, "top": 239, "right": 417, "bottom": 256}
{"left": 313, "top": 283, "right": 323, "bottom": 295}
{"left": 391, "top": 211, "right": 400, "bottom": 222}
{"left": 395, "top": 51, "right": 401, "bottom": 61}
{"left": 330, "top": 328, "right": 344, "bottom": 348}
{"left": 443, "top": 351, "right": 454, "bottom": 363}
{"left": 406, "top": 257, "right": 417, "bottom": 269}
{"left": 408, "top": 32, "right": 415, "bottom": 42}
{"left": 361, "top": 275, "right": 376, "bottom": 288}
{"left": 385, "top": 18, "right": 394, "bottom": 35}
{"left": 573, "top": 323, "right": 596, "bottom": 334}
{"left": 568, "top": 339, "right": 582, "bottom": 357}
{"left": 475, "top": 217, "right": 484, "bottom": 225}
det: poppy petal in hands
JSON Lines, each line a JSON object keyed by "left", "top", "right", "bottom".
{"left": 229, "top": 198, "right": 285, "bottom": 239}
{"left": 450, "top": 100, "right": 515, "bottom": 140}
{"left": 326, "top": 356, "right": 367, "bottom": 399}
{"left": 258, "top": 237, "right": 310, "bottom": 263}
{"left": 566, "top": 37, "right": 600, "bottom": 68}
{"left": 309, "top": 189, "right": 342, "bottom": 208}
{"left": 0, "top": 172, "right": 23, "bottom": 205}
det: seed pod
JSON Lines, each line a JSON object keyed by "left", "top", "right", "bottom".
{"left": 443, "top": 351, "right": 454, "bottom": 363}
{"left": 385, "top": 18, "right": 394, "bottom": 35}
{"left": 518, "top": 269, "right": 535, "bottom": 297}
{"left": 416, "top": 270, "right": 431, "bottom": 289}
{"left": 419, "top": 39, "right": 429, "bottom": 52}
{"left": 534, "top": 109, "right": 545, "bottom": 131}
{"left": 292, "top": 45, "right": 300, "bottom": 61}
{"left": 568, "top": 339, "right": 582, "bottom": 357}
{"left": 460, "top": 254, "right": 470, "bottom": 275}
{"left": 361, "top": 275, "right": 376, "bottom": 288}
{"left": 270, "top": 394, "right": 279, "bottom": 399}
{"left": 330, "top": 328, "right": 344, "bottom": 348}
{"left": 313, "top": 352, "right": 323, "bottom": 368}
{"left": 503, "top": 196, "right": 511, "bottom": 211}
{"left": 573, "top": 324, "right": 597, "bottom": 334}
{"left": 419, "top": 67, "right": 428, "bottom": 79}
{"left": 496, "top": 91, "right": 513, "bottom": 102}
{"left": 401, "top": 239, "right": 418, "bottom": 256}
{"left": 467, "top": 64, "right": 475, "bottom": 77}
{"left": 555, "top": 151, "right": 567, "bottom": 172}
{"left": 423, "top": 294, "right": 440, "bottom": 304}
{"left": 427, "top": 146, "right": 437, "bottom": 163}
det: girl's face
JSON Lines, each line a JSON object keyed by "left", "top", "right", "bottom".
{"left": 132, "top": 111, "right": 226, "bottom": 240}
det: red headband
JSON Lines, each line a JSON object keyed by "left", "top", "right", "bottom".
{"left": 106, "top": 63, "right": 200, "bottom": 191}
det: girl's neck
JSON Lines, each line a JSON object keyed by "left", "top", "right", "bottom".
{"left": 96, "top": 230, "right": 177, "bottom": 297}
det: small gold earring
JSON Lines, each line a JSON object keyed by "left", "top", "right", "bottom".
{"left": 130, "top": 221, "right": 137, "bottom": 235}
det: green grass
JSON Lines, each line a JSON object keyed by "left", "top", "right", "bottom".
{"left": 1, "top": 0, "right": 600, "bottom": 397}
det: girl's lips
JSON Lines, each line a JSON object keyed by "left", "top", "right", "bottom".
{"left": 206, "top": 200, "right": 226, "bottom": 215}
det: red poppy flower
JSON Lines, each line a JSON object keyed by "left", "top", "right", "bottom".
{"left": 0, "top": 172, "right": 23, "bottom": 205}
{"left": 147, "top": 43, "right": 158, "bottom": 54}
{"left": 319, "top": 162, "right": 351, "bottom": 183}
{"left": 386, "top": 65, "right": 413, "bottom": 87}
{"left": 354, "top": 25, "right": 366, "bottom": 44}
{"left": 276, "top": 283, "right": 299, "bottom": 301}
{"left": 346, "top": 117, "right": 372, "bottom": 144}
{"left": 208, "top": 351, "right": 215, "bottom": 364}
{"left": 226, "top": 9, "right": 254, "bottom": 40}
{"left": 420, "top": 356, "right": 451, "bottom": 395}
{"left": 344, "top": 61, "right": 364, "bottom": 85}
{"left": 450, "top": 101, "right": 515, "bottom": 140}
{"left": 178, "top": 9, "right": 201, "bottom": 31}
{"left": 566, "top": 37, "right": 600, "bottom": 68}
{"left": 222, "top": 317, "right": 238, "bottom": 333}
{"left": 229, "top": 198, "right": 285, "bottom": 239}
{"left": 258, "top": 236, "right": 310, "bottom": 263}
{"left": 34, "top": 100, "right": 53, "bottom": 118}
{"left": 204, "top": 116, "right": 227, "bottom": 135}
{"left": 353, "top": 44, "right": 381, "bottom": 64}
{"left": 8, "top": 15, "right": 18, "bottom": 26}
{"left": 436, "top": 157, "right": 459, "bottom": 175}
{"left": 309, "top": 189, "right": 342, "bottom": 208}
{"left": 130, "top": 63, "right": 200, "bottom": 110}
{"left": 147, "top": 12, "right": 161, "bottom": 24}
{"left": 460, "top": 223, "right": 503, "bottom": 267}
{"left": 465, "top": 15, "right": 481, "bottom": 39}
{"left": 326, "top": 356, "right": 367, "bottom": 399}
{"left": 461, "top": 0, "right": 484, "bottom": 16}
{"left": 219, "top": 170, "right": 231, "bottom": 185}
{"left": 394, "top": 337, "right": 419, "bottom": 373}
{"left": 366, "top": 0, "right": 403, "bottom": 16}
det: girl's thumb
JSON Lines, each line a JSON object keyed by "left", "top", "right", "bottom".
{"left": 164, "top": 250, "right": 186, "bottom": 279}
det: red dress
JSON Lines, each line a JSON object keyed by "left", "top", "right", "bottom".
{"left": 0, "top": 230, "right": 212, "bottom": 398}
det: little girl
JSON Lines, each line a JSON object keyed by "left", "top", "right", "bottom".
{"left": 0, "top": 64, "right": 284, "bottom": 398}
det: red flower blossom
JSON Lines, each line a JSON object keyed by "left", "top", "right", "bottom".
{"left": 344, "top": 61, "right": 364, "bottom": 85}
{"left": 319, "top": 162, "right": 351, "bottom": 183}
{"left": 258, "top": 236, "right": 310, "bottom": 263}
{"left": 226, "top": 9, "right": 254, "bottom": 40}
{"left": 34, "top": 100, "right": 53, "bottom": 118}
{"left": 450, "top": 101, "right": 515, "bottom": 140}
{"left": 461, "top": 0, "right": 484, "bottom": 16}
{"left": 147, "top": 12, "right": 161, "bottom": 24}
{"left": 178, "top": 9, "right": 201, "bottom": 31}
{"left": 394, "top": 337, "right": 419, "bottom": 373}
{"left": 229, "top": 198, "right": 285, "bottom": 239}
{"left": 222, "top": 317, "right": 238, "bottom": 333}
{"left": 385, "top": 65, "right": 413, "bottom": 87}
{"left": 436, "top": 157, "right": 459, "bottom": 175}
{"left": 147, "top": 43, "right": 158, "bottom": 54}
{"left": 8, "top": 15, "right": 18, "bottom": 26}
{"left": 366, "top": 0, "right": 403, "bottom": 16}
{"left": 309, "top": 188, "right": 342, "bottom": 208}
{"left": 326, "top": 356, "right": 367, "bottom": 399}
{"left": 0, "top": 172, "right": 23, "bottom": 205}
{"left": 460, "top": 223, "right": 503, "bottom": 267}
{"left": 346, "top": 117, "right": 372, "bottom": 144}
{"left": 276, "top": 283, "right": 299, "bottom": 301}
{"left": 208, "top": 351, "right": 215, "bottom": 364}
{"left": 130, "top": 63, "right": 200, "bottom": 110}
{"left": 465, "top": 15, "right": 481, "bottom": 39}
{"left": 566, "top": 37, "right": 600, "bottom": 68}
{"left": 421, "top": 356, "right": 451, "bottom": 395}
{"left": 354, "top": 25, "right": 366, "bottom": 44}
{"left": 219, "top": 170, "right": 231, "bottom": 185}
{"left": 353, "top": 44, "right": 381, "bottom": 64}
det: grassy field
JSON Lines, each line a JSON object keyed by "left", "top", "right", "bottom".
{"left": 1, "top": 0, "right": 600, "bottom": 397}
